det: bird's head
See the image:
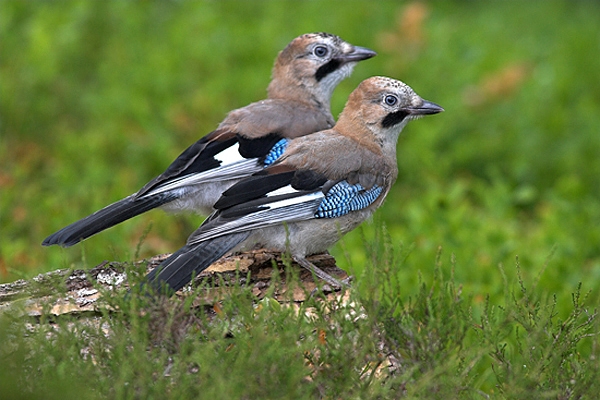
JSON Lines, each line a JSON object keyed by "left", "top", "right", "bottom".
{"left": 337, "top": 76, "right": 443, "bottom": 154}
{"left": 268, "top": 33, "right": 376, "bottom": 110}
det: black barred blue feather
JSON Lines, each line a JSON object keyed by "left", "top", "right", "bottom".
{"left": 263, "top": 138, "right": 289, "bottom": 166}
{"left": 315, "top": 182, "right": 383, "bottom": 218}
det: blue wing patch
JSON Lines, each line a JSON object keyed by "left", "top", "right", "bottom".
{"left": 263, "top": 138, "right": 289, "bottom": 166}
{"left": 315, "top": 181, "right": 383, "bottom": 218}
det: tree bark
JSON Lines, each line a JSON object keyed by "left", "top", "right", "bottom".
{"left": 0, "top": 250, "right": 348, "bottom": 317}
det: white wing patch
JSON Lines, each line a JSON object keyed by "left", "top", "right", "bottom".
{"left": 266, "top": 184, "right": 299, "bottom": 197}
{"left": 214, "top": 143, "right": 244, "bottom": 165}
{"left": 265, "top": 190, "right": 324, "bottom": 210}
{"left": 189, "top": 191, "right": 325, "bottom": 244}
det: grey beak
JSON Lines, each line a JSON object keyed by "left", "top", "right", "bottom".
{"left": 338, "top": 46, "right": 377, "bottom": 63}
{"left": 407, "top": 100, "right": 444, "bottom": 115}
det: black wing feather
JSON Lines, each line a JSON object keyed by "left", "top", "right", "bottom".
{"left": 215, "top": 168, "right": 329, "bottom": 212}
{"left": 136, "top": 134, "right": 238, "bottom": 198}
{"left": 204, "top": 168, "right": 329, "bottom": 230}
{"left": 291, "top": 170, "right": 328, "bottom": 191}
{"left": 237, "top": 132, "right": 283, "bottom": 159}
{"left": 213, "top": 170, "right": 296, "bottom": 210}
{"left": 42, "top": 192, "right": 179, "bottom": 247}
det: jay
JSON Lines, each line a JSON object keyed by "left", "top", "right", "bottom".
{"left": 143, "top": 76, "right": 443, "bottom": 295}
{"left": 43, "top": 33, "right": 376, "bottom": 247}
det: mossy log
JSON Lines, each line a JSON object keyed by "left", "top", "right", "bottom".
{"left": 0, "top": 250, "right": 348, "bottom": 317}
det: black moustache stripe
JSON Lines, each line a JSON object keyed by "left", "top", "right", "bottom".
{"left": 315, "top": 59, "right": 342, "bottom": 81}
{"left": 381, "top": 110, "right": 409, "bottom": 128}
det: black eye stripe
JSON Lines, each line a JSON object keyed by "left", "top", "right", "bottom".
{"left": 381, "top": 110, "right": 409, "bottom": 128}
{"left": 315, "top": 59, "right": 341, "bottom": 81}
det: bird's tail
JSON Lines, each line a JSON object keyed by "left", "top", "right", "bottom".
{"left": 142, "top": 232, "right": 251, "bottom": 295}
{"left": 42, "top": 193, "right": 178, "bottom": 247}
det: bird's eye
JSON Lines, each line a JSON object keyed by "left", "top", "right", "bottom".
{"left": 313, "top": 45, "right": 328, "bottom": 57}
{"left": 384, "top": 95, "right": 398, "bottom": 106}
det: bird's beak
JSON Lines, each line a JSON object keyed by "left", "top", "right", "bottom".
{"left": 406, "top": 100, "right": 444, "bottom": 115}
{"left": 338, "top": 46, "right": 377, "bottom": 63}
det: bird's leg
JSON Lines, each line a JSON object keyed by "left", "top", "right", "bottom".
{"left": 292, "top": 255, "right": 349, "bottom": 290}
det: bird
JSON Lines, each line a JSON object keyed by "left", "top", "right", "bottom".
{"left": 42, "top": 32, "right": 376, "bottom": 248}
{"left": 142, "top": 76, "right": 443, "bottom": 295}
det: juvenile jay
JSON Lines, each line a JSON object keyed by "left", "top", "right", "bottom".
{"left": 43, "top": 33, "right": 376, "bottom": 247}
{"left": 143, "top": 76, "right": 443, "bottom": 294}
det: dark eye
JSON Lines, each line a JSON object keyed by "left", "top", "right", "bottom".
{"left": 313, "top": 45, "right": 328, "bottom": 57}
{"left": 384, "top": 95, "right": 398, "bottom": 106}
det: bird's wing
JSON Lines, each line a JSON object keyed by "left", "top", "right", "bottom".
{"left": 186, "top": 155, "right": 386, "bottom": 246}
{"left": 135, "top": 99, "right": 333, "bottom": 199}
{"left": 134, "top": 130, "right": 290, "bottom": 199}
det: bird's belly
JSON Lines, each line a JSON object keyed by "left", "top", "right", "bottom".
{"left": 160, "top": 180, "right": 239, "bottom": 216}
{"left": 235, "top": 208, "right": 375, "bottom": 257}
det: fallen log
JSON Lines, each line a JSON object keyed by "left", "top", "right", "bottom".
{"left": 0, "top": 250, "right": 348, "bottom": 317}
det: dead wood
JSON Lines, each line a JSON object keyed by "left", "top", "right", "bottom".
{"left": 0, "top": 250, "right": 348, "bottom": 318}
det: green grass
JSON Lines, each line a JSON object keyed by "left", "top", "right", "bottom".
{"left": 2, "top": 0, "right": 600, "bottom": 397}
{"left": 1, "top": 246, "right": 598, "bottom": 399}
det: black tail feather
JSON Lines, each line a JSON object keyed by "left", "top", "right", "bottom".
{"left": 42, "top": 193, "right": 177, "bottom": 247}
{"left": 142, "top": 232, "right": 250, "bottom": 295}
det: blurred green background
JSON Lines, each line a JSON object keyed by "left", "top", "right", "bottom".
{"left": 2, "top": 0, "right": 599, "bottom": 306}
